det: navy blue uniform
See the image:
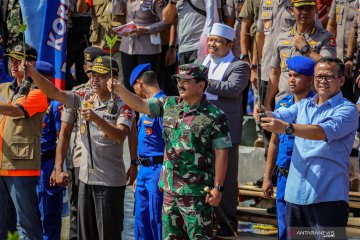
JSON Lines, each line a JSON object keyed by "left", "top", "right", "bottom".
{"left": 275, "top": 92, "right": 314, "bottom": 240}
{"left": 37, "top": 100, "right": 63, "bottom": 240}
{"left": 134, "top": 90, "right": 165, "bottom": 240}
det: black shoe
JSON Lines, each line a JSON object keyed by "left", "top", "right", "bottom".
{"left": 266, "top": 206, "right": 277, "bottom": 215}
{"left": 252, "top": 177, "right": 264, "bottom": 187}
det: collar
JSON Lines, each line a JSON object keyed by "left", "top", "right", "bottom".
{"left": 177, "top": 95, "right": 209, "bottom": 114}
{"left": 290, "top": 24, "right": 316, "bottom": 37}
{"left": 154, "top": 90, "right": 165, "bottom": 98}
{"left": 210, "top": 51, "right": 231, "bottom": 65}
{"left": 310, "top": 91, "right": 343, "bottom": 107}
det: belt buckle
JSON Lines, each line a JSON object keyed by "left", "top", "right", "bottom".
{"left": 138, "top": 157, "right": 151, "bottom": 166}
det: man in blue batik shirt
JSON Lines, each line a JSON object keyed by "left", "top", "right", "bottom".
{"left": 36, "top": 61, "right": 63, "bottom": 240}
{"left": 255, "top": 57, "right": 358, "bottom": 236}
{"left": 261, "top": 56, "right": 315, "bottom": 240}
{"left": 130, "top": 63, "right": 165, "bottom": 240}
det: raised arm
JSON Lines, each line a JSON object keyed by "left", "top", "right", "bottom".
{"left": 109, "top": 81, "right": 151, "bottom": 115}
{"left": 25, "top": 61, "right": 67, "bottom": 104}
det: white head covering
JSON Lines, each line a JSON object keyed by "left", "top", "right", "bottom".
{"left": 210, "top": 23, "right": 235, "bottom": 41}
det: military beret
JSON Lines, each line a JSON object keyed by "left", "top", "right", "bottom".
{"left": 90, "top": 56, "right": 119, "bottom": 75}
{"left": 84, "top": 46, "right": 106, "bottom": 62}
{"left": 130, "top": 63, "right": 151, "bottom": 87}
{"left": 172, "top": 64, "right": 208, "bottom": 82}
{"left": 286, "top": 56, "right": 316, "bottom": 76}
{"left": 6, "top": 43, "right": 38, "bottom": 61}
{"left": 291, "top": 0, "right": 316, "bottom": 7}
{"left": 36, "top": 60, "right": 55, "bottom": 77}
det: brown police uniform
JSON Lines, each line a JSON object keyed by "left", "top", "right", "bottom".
{"left": 271, "top": 25, "right": 336, "bottom": 102}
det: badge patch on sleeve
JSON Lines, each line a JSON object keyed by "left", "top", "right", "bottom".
{"left": 146, "top": 127, "right": 153, "bottom": 135}
{"left": 121, "top": 105, "right": 133, "bottom": 119}
{"left": 328, "top": 37, "right": 336, "bottom": 47}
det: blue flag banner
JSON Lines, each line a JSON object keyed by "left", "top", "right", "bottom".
{"left": 21, "top": 0, "right": 69, "bottom": 89}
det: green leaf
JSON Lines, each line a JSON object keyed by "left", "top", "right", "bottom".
{"left": 105, "top": 34, "right": 112, "bottom": 47}
{"left": 105, "top": 34, "right": 118, "bottom": 49}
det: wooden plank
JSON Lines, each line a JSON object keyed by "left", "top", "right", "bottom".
{"left": 347, "top": 218, "right": 360, "bottom": 227}
{"left": 350, "top": 191, "right": 360, "bottom": 197}
{"left": 349, "top": 201, "right": 360, "bottom": 209}
{"left": 239, "top": 189, "right": 276, "bottom": 200}
{"left": 239, "top": 185, "right": 277, "bottom": 193}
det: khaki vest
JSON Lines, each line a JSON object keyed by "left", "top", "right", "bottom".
{"left": 0, "top": 83, "right": 45, "bottom": 170}
{"left": 90, "top": 0, "right": 126, "bottom": 48}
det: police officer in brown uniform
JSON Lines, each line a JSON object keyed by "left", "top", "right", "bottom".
{"left": 119, "top": 0, "right": 169, "bottom": 90}
{"left": 27, "top": 56, "right": 136, "bottom": 240}
{"left": 51, "top": 46, "right": 106, "bottom": 240}
{"left": 327, "top": 0, "right": 357, "bottom": 102}
{"left": 255, "top": 0, "right": 295, "bottom": 109}
{"left": 222, "top": 0, "right": 245, "bottom": 58}
{"left": 264, "top": 0, "right": 336, "bottom": 108}
{"left": 77, "top": 0, "right": 126, "bottom": 80}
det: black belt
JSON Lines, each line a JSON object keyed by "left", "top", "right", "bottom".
{"left": 41, "top": 150, "right": 56, "bottom": 161}
{"left": 278, "top": 167, "right": 289, "bottom": 178}
{"left": 138, "top": 156, "right": 163, "bottom": 167}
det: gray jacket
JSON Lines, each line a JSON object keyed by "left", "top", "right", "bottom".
{"left": 196, "top": 56, "right": 250, "bottom": 144}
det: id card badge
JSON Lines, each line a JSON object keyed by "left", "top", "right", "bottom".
{"left": 150, "top": 33, "right": 161, "bottom": 45}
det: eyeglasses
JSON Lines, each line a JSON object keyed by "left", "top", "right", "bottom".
{"left": 314, "top": 75, "right": 342, "bottom": 82}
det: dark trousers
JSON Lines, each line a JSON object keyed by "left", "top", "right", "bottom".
{"left": 67, "top": 167, "right": 79, "bottom": 240}
{"left": 78, "top": 181, "right": 125, "bottom": 240}
{"left": 341, "top": 77, "right": 355, "bottom": 103}
{"left": 217, "top": 145, "right": 239, "bottom": 233}
{"left": 66, "top": 16, "right": 91, "bottom": 90}
{"left": 286, "top": 201, "right": 348, "bottom": 240}
{"left": 158, "top": 45, "right": 178, "bottom": 96}
{"left": 120, "top": 52, "right": 161, "bottom": 90}
{"left": 179, "top": 50, "right": 198, "bottom": 65}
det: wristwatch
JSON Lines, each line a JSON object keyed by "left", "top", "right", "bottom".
{"left": 251, "top": 64, "right": 258, "bottom": 70}
{"left": 239, "top": 53, "right": 249, "bottom": 60}
{"left": 214, "top": 185, "right": 224, "bottom": 192}
{"left": 299, "top": 45, "right": 310, "bottom": 55}
{"left": 285, "top": 123, "right": 295, "bottom": 135}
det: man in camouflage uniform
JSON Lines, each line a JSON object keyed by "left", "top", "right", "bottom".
{"left": 111, "top": 64, "right": 232, "bottom": 239}
{"left": 2, "top": 0, "right": 22, "bottom": 50}
{"left": 327, "top": 0, "right": 357, "bottom": 102}
{"left": 264, "top": 0, "right": 336, "bottom": 107}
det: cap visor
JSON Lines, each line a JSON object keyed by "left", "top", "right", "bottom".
{"left": 5, "top": 53, "right": 24, "bottom": 61}
{"left": 171, "top": 74, "right": 194, "bottom": 80}
{"left": 90, "top": 67, "right": 110, "bottom": 75}
{"left": 293, "top": 2, "right": 316, "bottom": 7}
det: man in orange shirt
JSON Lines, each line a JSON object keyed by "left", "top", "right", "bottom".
{"left": 0, "top": 44, "right": 49, "bottom": 240}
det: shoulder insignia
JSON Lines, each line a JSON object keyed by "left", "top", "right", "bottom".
{"left": 144, "top": 120, "right": 153, "bottom": 124}
{"left": 281, "top": 59, "right": 287, "bottom": 69}
{"left": 308, "top": 40, "right": 317, "bottom": 46}
{"left": 263, "top": 12, "right": 269, "bottom": 17}
{"left": 328, "top": 37, "right": 337, "bottom": 47}
{"left": 310, "top": 27, "right": 316, "bottom": 35}
{"left": 280, "top": 102, "right": 287, "bottom": 107}
{"left": 290, "top": 27, "right": 295, "bottom": 35}
{"left": 265, "top": 0, "right": 272, "bottom": 5}
{"left": 281, "top": 52, "right": 287, "bottom": 58}
{"left": 282, "top": 40, "right": 291, "bottom": 45}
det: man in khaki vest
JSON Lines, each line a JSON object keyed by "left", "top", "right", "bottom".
{"left": 0, "top": 43, "right": 49, "bottom": 240}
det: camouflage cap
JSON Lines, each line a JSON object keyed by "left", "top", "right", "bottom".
{"left": 84, "top": 46, "right": 106, "bottom": 62}
{"left": 291, "top": 0, "right": 316, "bottom": 7}
{"left": 172, "top": 64, "right": 208, "bottom": 82}
{"left": 6, "top": 43, "right": 38, "bottom": 61}
{"left": 90, "top": 56, "right": 119, "bottom": 75}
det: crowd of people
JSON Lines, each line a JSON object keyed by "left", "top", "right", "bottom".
{"left": 0, "top": 0, "right": 359, "bottom": 239}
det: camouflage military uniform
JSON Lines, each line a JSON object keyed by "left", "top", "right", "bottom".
{"left": 148, "top": 96, "right": 232, "bottom": 239}
{"left": 6, "top": 0, "right": 22, "bottom": 51}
